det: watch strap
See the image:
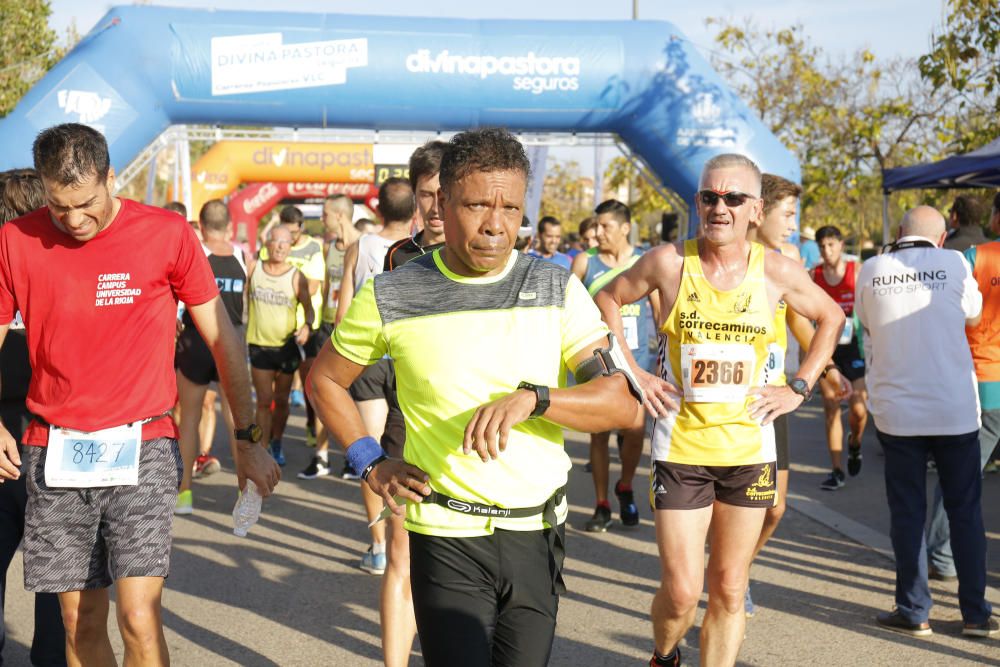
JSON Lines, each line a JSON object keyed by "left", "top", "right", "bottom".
{"left": 518, "top": 382, "right": 550, "bottom": 418}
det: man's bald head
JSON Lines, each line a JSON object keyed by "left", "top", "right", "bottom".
{"left": 900, "top": 205, "right": 947, "bottom": 245}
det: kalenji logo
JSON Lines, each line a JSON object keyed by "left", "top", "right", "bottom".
{"left": 57, "top": 89, "right": 112, "bottom": 123}
{"left": 405, "top": 49, "right": 581, "bottom": 95}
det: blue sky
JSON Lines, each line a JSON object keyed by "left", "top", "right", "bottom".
{"left": 50, "top": 0, "right": 945, "bottom": 61}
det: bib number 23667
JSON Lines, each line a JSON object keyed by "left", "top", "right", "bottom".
{"left": 681, "top": 343, "right": 755, "bottom": 403}
{"left": 45, "top": 423, "right": 141, "bottom": 488}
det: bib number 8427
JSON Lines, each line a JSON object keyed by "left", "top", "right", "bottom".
{"left": 692, "top": 359, "right": 746, "bottom": 386}
{"left": 71, "top": 440, "right": 130, "bottom": 466}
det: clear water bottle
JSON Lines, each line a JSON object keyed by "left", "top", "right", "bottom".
{"left": 232, "top": 483, "right": 262, "bottom": 537}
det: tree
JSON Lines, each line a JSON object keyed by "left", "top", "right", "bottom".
{"left": 603, "top": 156, "right": 675, "bottom": 241}
{"left": 706, "top": 18, "right": 952, "bottom": 244}
{"left": 0, "top": 0, "right": 66, "bottom": 117}
{"left": 538, "top": 160, "right": 595, "bottom": 230}
{"left": 918, "top": 0, "right": 999, "bottom": 153}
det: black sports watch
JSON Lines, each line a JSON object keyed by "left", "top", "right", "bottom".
{"left": 788, "top": 378, "right": 812, "bottom": 402}
{"left": 517, "top": 381, "right": 550, "bottom": 418}
{"left": 234, "top": 424, "right": 264, "bottom": 444}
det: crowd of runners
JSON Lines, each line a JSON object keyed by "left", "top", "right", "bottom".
{"left": 0, "top": 122, "right": 995, "bottom": 667}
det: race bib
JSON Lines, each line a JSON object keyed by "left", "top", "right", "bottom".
{"left": 681, "top": 343, "right": 756, "bottom": 403}
{"left": 839, "top": 317, "right": 854, "bottom": 345}
{"left": 765, "top": 343, "right": 785, "bottom": 385}
{"left": 622, "top": 316, "right": 639, "bottom": 350}
{"left": 45, "top": 423, "right": 141, "bottom": 488}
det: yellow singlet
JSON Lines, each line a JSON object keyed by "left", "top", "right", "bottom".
{"left": 652, "top": 239, "right": 777, "bottom": 466}
{"left": 247, "top": 265, "right": 299, "bottom": 347}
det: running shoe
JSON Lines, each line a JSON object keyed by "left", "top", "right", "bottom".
{"left": 174, "top": 489, "right": 193, "bottom": 515}
{"left": 984, "top": 460, "right": 998, "bottom": 474}
{"left": 875, "top": 609, "right": 932, "bottom": 637}
{"left": 584, "top": 504, "right": 613, "bottom": 533}
{"left": 847, "top": 436, "right": 863, "bottom": 476}
{"left": 298, "top": 456, "right": 330, "bottom": 480}
{"left": 340, "top": 462, "right": 360, "bottom": 480}
{"left": 744, "top": 585, "right": 756, "bottom": 618}
{"left": 270, "top": 439, "right": 286, "bottom": 467}
{"left": 290, "top": 389, "right": 306, "bottom": 407}
{"left": 928, "top": 566, "right": 957, "bottom": 582}
{"left": 193, "top": 454, "right": 221, "bottom": 478}
{"left": 614, "top": 480, "right": 639, "bottom": 526}
{"left": 962, "top": 617, "right": 1000, "bottom": 638}
{"left": 360, "top": 548, "right": 386, "bottom": 575}
{"left": 820, "top": 469, "right": 846, "bottom": 491}
{"left": 305, "top": 426, "right": 316, "bottom": 448}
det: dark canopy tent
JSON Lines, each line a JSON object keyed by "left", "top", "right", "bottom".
{"left": 881, "top": 138, "right": 1000, "bottom": 241}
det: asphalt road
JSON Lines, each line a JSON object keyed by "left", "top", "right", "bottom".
{"left": 3, "top": 397, "right": 999, "bottom": 666}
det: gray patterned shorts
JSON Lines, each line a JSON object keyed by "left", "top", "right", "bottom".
{"left": 23, "top": 437, "right": 182, "bottom": 593}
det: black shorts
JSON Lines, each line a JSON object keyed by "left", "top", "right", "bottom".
{"left": 382, "top": 406, "right": 405, "bottom": 458}
{"left": 833, "top": 338, "right": 866, "bottom": 382}
{"left": 349, "top": 358, "right": 397, "bottom": 407}
{"left": 249, "top": 340, "right": 303, "bottom": 374}
{"left": 303, "top": 323, "right": 333, "bottom": 359}
{"left": 23, "top": 438, "right": 182, "bottom": 592}
{"left": 651, "top": 461, "right": 777, "bottom": 510}
{"left": 775, "top": 413, "right": 789, "bottom": 471}
{"left": 175, "top": 326, "right": 218, "bottom": 386}
{"left": 409, "top": 526, "right": 564, "bottom": 667}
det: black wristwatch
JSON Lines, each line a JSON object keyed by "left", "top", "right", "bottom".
{"left": 234, "top": 424, "right": 264, "bottom": 444}
{"left": 517, "top": 381, "right": 550, "bottom": 418}
{"left": 788, "top": 378, "right": 812, "bottom": 402}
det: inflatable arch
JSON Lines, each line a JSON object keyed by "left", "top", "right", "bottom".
{"left": 0, "top": 6, "right": 799, "bottom": 228}
{"left": 230, "top": 181, "right": 378, "bottom": 251}
{"left": 188, "top": 140, "right": 375, "bottom": 215}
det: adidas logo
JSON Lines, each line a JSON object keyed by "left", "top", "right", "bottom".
{"left": 687, "top": 292, "right": 700, "bottom": 302}
{"left": 653, "top": 482, "right": 667, "bottom": 495}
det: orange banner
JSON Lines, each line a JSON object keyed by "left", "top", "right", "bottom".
{"left": 189, "top": 141, "right": 374, "bottom": 215}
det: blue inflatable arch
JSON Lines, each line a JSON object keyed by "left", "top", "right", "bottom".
{"left": 0, "top": 6, "right": 799, "bottom": 220}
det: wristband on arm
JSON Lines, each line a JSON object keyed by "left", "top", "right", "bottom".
{"left": 346, "top": 436, "right": 388, "bottom": 481}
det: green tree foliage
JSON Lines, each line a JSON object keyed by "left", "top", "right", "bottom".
{"left": 918, "top": 0, "right": 999, "bottom": 153}
{"left": 604, "top": 156, "right": 675, "bottom": 240}
{"left": 0, "top": 0, "right": 66, "bottom": 117}
{"left": 539, "top": 160, "right": 595, "bottom": 229}
{"left": 706, "top": 18, "right": 963, "bottom": 244}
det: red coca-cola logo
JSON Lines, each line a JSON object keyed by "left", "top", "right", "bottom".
{"left": 286, "top": 182, "right": 373, "bottom": 197}
{"left": 242, "top": 182, "right": 281, "bottom": 214}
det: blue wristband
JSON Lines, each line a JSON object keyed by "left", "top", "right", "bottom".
{"left": 346, "top": 436, "right": 387, "bottom": 476}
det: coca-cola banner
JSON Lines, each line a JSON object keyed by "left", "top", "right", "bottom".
{"left": 230, "top": 181, "right": 378, "bottom": 251}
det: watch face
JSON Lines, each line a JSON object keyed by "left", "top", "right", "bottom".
{"left": 249, "top": 424, "right": 263, "bottom": 443}
{"left": 790, "top": 379, "right": 809, "bottom": 396}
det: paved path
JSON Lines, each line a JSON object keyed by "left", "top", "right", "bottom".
{"left": 3, "top": 398, "right": 999, "bottom": 665}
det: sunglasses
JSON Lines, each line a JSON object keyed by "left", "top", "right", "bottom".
{"left": 698, "top": 189, "right": 757, "bottom": 208}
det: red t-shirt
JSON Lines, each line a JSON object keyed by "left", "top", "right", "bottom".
{"left": 0, "top": 199, "right": 219, "bottom": 445}
{"left": 813, "top": 261, "right": 857, "bottom": 316}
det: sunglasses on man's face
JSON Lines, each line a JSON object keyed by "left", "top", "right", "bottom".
{"left": 698, "top": 189, "right": 757, "bottom": 208}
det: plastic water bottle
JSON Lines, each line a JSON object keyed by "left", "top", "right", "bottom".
{"left": 232, "top": 483, "right": 262, "bottom": 537}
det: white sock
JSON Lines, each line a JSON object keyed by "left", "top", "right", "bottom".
{"left": 371, "top": 541, "right": 386, "bottom": 555}
{"left": 316, "top": 450, "right": 328, "bottom": 463}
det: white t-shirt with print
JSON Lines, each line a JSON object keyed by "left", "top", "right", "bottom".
{"left": 855, "top": 236, "right": 983, "bottom": 436}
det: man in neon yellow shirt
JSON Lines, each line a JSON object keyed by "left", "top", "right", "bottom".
{"left": 308, "top": 128, "right": 641, "bottom": 667}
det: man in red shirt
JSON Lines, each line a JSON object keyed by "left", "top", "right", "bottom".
{"left": 0, "top": 124, "right": 279, "bottom": 666}
{"left": 813, "top": 225, "right": 869, "bottom": 490}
